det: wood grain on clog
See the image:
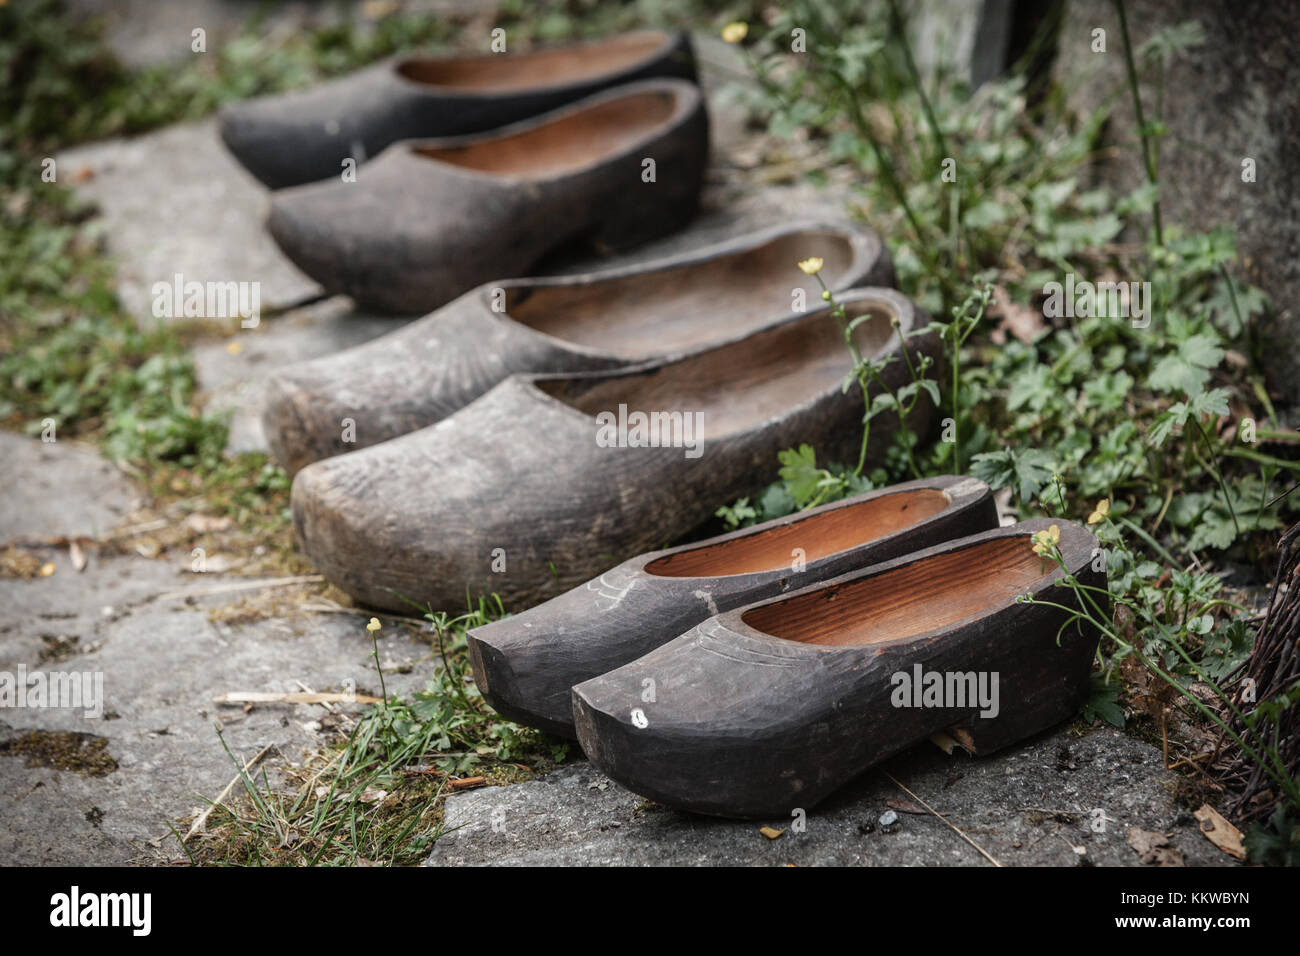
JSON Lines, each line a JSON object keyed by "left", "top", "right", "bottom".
{"left": 267, "top": 79, "right": 710, "bottom": 314}
{"left": 291, "top": 288, "right": 940, "bottom": 614}
{"left": 220, "top": 30, "right": 697, "bottom": 189}
{"left": 263, "top": 221, "right": 892, "bottom": 475}
{"left": 573, "top": 519, "right": 1105, "bottom": 818}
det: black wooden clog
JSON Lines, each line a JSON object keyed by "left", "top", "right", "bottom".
{"left": 262, "top": 221, "right": 892, "bottom": 475}
{"left": 468, "top": 476, "right": 996, "bottom": 738}
{"left": 267, "top": 79, "right": 709, "bottom": 314}
{"left": 290, "top": 288, "right": 939, "bottom": 613}
{"left": 220, "top": 30, "right": 696, "bottom": 189}
{"left": 572, "top": 519, "right": 1105, "bottom": 818}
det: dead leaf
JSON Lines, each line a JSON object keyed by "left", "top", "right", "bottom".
{"left": 887, "top": 797, "right": 945, "bottom": 816}
{"left": 759, "top": 826, "right": 785, "bottom": 840}
{"left": 989, "top": 284, "right": 1046, "bottom": 345}
{"left": 448, "top": 776, "right": 486, "bottom": 791}
{"left": 183, "top": 514, "right": 232, "bottom": 533}
{"left": 1193, "top": 804, "right": 1246, "bottom": 861}
{"left": 1126, "top": 827, "right": 1185, "bottom": 866}
{"left": 929, "top": 731, "right": 957, "bottom": 754}
{"left": 358, "top": 788, "right": 388, "bottom": 805}
{"left": 69, "top": 540, "right": 87, "bottom": 572}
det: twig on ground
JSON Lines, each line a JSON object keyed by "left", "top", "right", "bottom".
{"left": 884, "top": 771, "right": 1003, "bottom": 867}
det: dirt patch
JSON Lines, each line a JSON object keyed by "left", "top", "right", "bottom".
{"left": 0, "top": 730, "right": 118, "bottom": 776}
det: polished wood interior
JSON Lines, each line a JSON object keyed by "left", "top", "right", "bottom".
{"left": 510, "top": 230, "right": 859, "bottom": 359}
{"left": 741, "top": 535, "right": 1051, "bottom": 646}
{"left": 539, "top": 299, "right": 902, "bottom": 439}
{"left": 416, "top": 89, "right": 678, "bottom": 178}
{"left": 645, "top": 489, "right": 950, "bottom": 577}
{"left": 397, "top": 32, "right": 669, "bottom": 92}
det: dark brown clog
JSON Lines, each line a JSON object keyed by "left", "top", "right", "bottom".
{"left": 468, "top": 476, "right": 997, "bottom": 738}
{"left": 290, "top": 288, "right": 940, "bottom": 613}
{"left": 572, "top": 520, "right": 1105, "bottom": 818}
{"left": 267, "top": 79, "right": 709, "bottom": 314}
{"left": 262, "top": 221, "right": 893, "bottom": 475}
{"left": 219, "top": 30, "right": 697, "bottom": 189}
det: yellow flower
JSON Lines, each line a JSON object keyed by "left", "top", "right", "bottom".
{"left": 797, "top": 256, "right": 824, "bottom": 276}
{"left": 366, "top": 617, "right": 382, "bottom": 633}
{"left": 1087, "top": 498, "right": 1111, "bottom": 525}
{"left": 1031, "top": 524, "right": 1061, "bottom": 555}
{"left": 721, "top": 21, "right": 748, "bottom": 43}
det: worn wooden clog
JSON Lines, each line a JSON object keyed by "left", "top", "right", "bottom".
{"left": 468, "top": 476, "right": 996, "bottom": 738}
{"left": 572, "top": 520, "right": 1105, "bottom": 818}
{"left": 290, "top": 288, "right": 940, "bottom": 613}
{"left": 267, "top": 79, "right": 709, "bottom": 314}
{"left": 219, "top": 30, "right": 697, "bottom": 189}
{"left": 263, "top": 221, "right": 892, "bottom": 475}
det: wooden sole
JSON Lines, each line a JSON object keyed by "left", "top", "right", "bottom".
{"left": 572, "top": 520, "right": 1105, "bottom": 818}
{"left": 468, "top": 475, "right": 997, "bottom": 738}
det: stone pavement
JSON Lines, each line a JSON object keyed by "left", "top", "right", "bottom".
{"left": 1, "top": 17, "right": 1239, "bottom": 867}
{"left": 427, "top": 729, "right": 1228, "bottom": 867}
{"left": 0, "top": 432, "right": 432, "bottom": 865}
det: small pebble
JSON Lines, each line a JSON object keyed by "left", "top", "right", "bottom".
{"left": 878, "top": 809, "right": 899, "bottom": 829}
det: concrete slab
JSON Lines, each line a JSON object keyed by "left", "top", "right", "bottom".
{"left": 0, "top": 553, "right": 431, "bottom": 866}
{"left": 0, "top": 432, "right": 140, "bottom": 542}
{"left": 427, "top": 728, "right": 1231, "bottom": 867}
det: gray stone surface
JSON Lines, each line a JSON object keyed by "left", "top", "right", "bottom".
{"left": 0, "top": 432, "right": 140, "bottom": 541}
{"left": 0, "top": 432, "right": 432, "bottom": 866}
{"left": 57, "top": 118, "right": 321, "bottom": 322}
{"left": 0, "top": 551, "right": 431, "bottom": 866}
{"left": 1054, "top": 0, "right": 1300, "bottom": 403}
{"left": 428, "top": 728, "right": 1230, "bottom": 867}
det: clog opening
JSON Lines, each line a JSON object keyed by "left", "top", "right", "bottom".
{"left": 741, "top": 535, "right": 1051, "bottom": 646}
{"left": 416, "top": 90, "right": 679, "bottom": 178}
{"left": 398, "top": 32, "right": 669, "bottom": 91}
{"left": 505, "top": 230, "right": 858, "bottom": 360}
{"left": 536, "top": 299, "right": 901, "bottom": 440}
{"left": 645, "top": 489, "right": 950, "bottom": 577}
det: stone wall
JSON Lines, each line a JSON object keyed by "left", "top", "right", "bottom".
{"left": 1052, "top": 0, "right": 1300, "bottom": 403}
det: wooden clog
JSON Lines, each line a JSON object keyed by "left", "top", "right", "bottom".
{"left": 263, "top": 221, "right": 892, "bottom": 475}
{"left": 266, "top": 79, "right": 709, "bottom": 314}
{"left": 468, "top": 476, "right": 996, "bottom": 738}
{"left": 220, "top": 30, "right": 696, "bottom": 189}
{"left": 290, "top": 288, "right": 939, "bottom": 613}
{"left": 572, "top": 520, "right": 1105, "bottom": 817}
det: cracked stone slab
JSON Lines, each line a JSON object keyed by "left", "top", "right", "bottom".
{"left": 426, "top": 728, "right": 1234, "bottom": 867}
{"left": 193, "top": 297, "right": 410, "bottom": 454}
{"left": 0, "top": 432, "right": 140, "bottom": 542}
{"left": 0, "top": 553, "right": 431, "bottom": 866}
